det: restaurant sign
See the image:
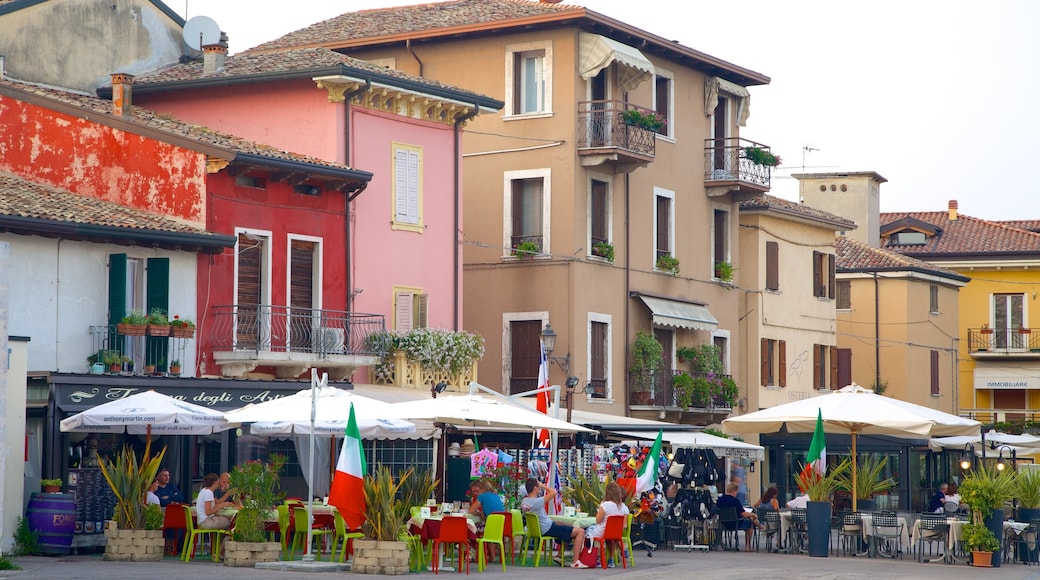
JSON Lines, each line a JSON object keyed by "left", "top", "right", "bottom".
{"left": 57, "top": 385, "right": 298, "bottom": 411}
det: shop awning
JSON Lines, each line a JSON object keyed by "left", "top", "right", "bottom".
{"left": 614, "top": 429, "right": 764, "bottom": 461}
{"left": 579, "top": 32, "right": 654, "bottom": 93}
{"left": 635, "top": 294, "right": 718, "bottom": 331}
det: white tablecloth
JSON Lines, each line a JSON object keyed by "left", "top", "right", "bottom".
{"left": 860, "top": 513, "right": 910, "bottom": 551}
{"left": 945, "top": 519, "right": 1030, "bottom": 551}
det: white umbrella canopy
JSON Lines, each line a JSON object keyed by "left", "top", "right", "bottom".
{"left": 382, "top": 394, "right": 596, "bottom": 433}
{"left": 929, "top": 430, "right": 1040, "bottom": 455}
{"left": 249, "top": 418, "right": 417, "bottom": 439}
{"left": 723, "top": 383, "right": 981, "bottom": 510}
{"left": 60, "top": 389, "right": 234, "bottom": 434}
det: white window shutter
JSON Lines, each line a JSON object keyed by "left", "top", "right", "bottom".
{"left": 395, "top": 292, "right": 413, "bottom": 332}
{"left": 415, "top": 294, "right": 429, "bottom": 329}
{"left": 394, "top": 149, "right": 410, "bottom": 222}
{"left": 405, "top": 150, "right": 420, "bottom": 224}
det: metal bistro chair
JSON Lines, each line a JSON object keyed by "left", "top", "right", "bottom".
{"left": 837, "top": 511, "right": 866, "bottom": 557}
{"left": 915, "top": 513, "right": 949, "bottom": 563}
{"left": 787, "top": 508, "right": 808, "bottom": 554}
{"left": 869, "top": 511, "right": 903, "bottom": 559}
{"left": 760, "top": 508, "right": 782, "bottom": 553}
{"left": 717, "top": 506, "right": 747, "bottom": 551}
{"left": 1014, "top": 519, "right": 1040, "bottom": 566}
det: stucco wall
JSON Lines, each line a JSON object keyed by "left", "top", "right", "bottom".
{"left": 0, "top": 0, "right": 184, "bottom": 93}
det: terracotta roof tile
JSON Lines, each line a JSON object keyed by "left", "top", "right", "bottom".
{"left": 835, "top": 236, "right": 967, "bottom": 281}
{"left": 0, "top": 171, "right": 206, "bottom": 234}
{"left": 131, "top": 46, "right": 496, "bottom": 105}
{"left": 996, "top": 220, "right": 1040, "bottom": 233}
{"left": 739, "top": 194, "right": 856, "bottom": 230}
{"left": 880, "top": 211, "right": 1040, "bottom": 256}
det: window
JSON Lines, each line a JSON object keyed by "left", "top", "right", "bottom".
{"left": 589, "top": 316, "right": 610, "bottom": 399}
{"left": 888, "top": 231, "right": 927, "bottom": 246}
{"left": 994, "top": 293, "right": 1026, "bottom": 349}
{"left": 288, "top": 237, "right": 322, "bottom": 350}
{"left": 836, "top": 280, "right": 851, "bottom": 309}
{"left": 506, "top": 42, "right": 552, "bottom": 116}
{"left": 812, "top": 250, "right": 836, "bottom": 298}
{"left": 236, "top": 230, "right": 271, "bottom": 351}
{"left": 653, "top": 70, "right": 673, "bottom": 137}
{"left": 394, "top": 288, "right": 428, "bottom": 332}
{"left": 813, "top": 344, "right": 838, "bottom": 390}
{"left": 713, "top": 208, "right": 729, "bottom": 268}
{"left": 837, "top": 348, "right": 852, "bottom": 389}
{"left": 713, "top": 334, "right": 729, "bottom": 374}
{"left": 930, "top": 350, "right": 940, "bottom": 396}
{"left": 765, "top": 241, "right": 779, "bottom": 291}
{"left": 760, "top": 338, "right": 786, "bottom": 387}
{"left": 589, "top": 178, "right": 610, "bottom": 250}
{"left": 654, "top": 187, "right": 674, "bottom": 262}
{"left": 391, "top": 144, "right": 422, "bottom": 231}
{"left": 929, "top": 284, "right": 939, "bottom": 314}
{"left": 503, "top": 168, "right": 550, "bottom": 257}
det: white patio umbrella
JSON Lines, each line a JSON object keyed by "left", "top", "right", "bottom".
{"left": 723, "top": 383, "right": 981, "bottom": 510}
{"left": 929, "top": 429, "right": 1040, "bottom": 457}
{"left": 381, "top": 394, "right": 596, "bottom": 434}
{"left": 60, "top": 389, "right": 234, "bottom": 436}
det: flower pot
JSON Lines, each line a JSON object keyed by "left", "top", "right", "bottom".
{"left": 103, "top": 523, "right": 163, "bottom": 561}
{"left": 981, "top": 328, "right": 993, "bottom": 335}
{"left": 42, "top": 485, "right": 62, "bottom": 494}
{"left": 169, "top": 365, "right": 181, "bottom": 375}
{"left": 147, "top": 324, "right": 170, "bottom": 336}
{"left": 144, "top": 365, "right": 156, "bottom": 375}
{"left": 109, "top": 363, "right": 122, "bottom": 373}
{"left": 351, "top": 538, "right": 410, "bottom": 575}
{"left": 171, "top": 326, "right": 195, "bottom": 339}
{"left": 972, "top": 550, "right": 993, "bottom": 567}
{"left": 806, "top": 500, "right": 831, "bottom": 558}
{"left": 116, "top": 323, "right": 146, "bottom": 336}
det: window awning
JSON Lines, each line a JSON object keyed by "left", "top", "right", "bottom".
{"left": 613, "top": 429, "right": 764, "bottom": 461}
{"left": 636, "top": 294, "right": 718, "bottom": 331}
{"left": 704, "top": 76, "right": 751, "bottom": 127}
{"left": 579, "top": 32, "right": 654, "bottom": 93}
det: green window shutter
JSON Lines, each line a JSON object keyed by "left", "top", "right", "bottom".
{"left": 145, "top": 258, "right": 170, "bottom": 368}
{"left": 108, "top": 253, "right": 128, "bottom": 324}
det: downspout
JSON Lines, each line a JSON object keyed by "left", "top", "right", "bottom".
{"left": 406, "top": 39, "right": 424, "bottom": 77}
{"left": 624, "top": 172, "right": 631, "bottom": 417}
{"left": 874, "top": 272, "right": 880, "bottom": 392}
{"left": 343, "top": 82, "right": 371, "bottom": 312}
{"left": 453, "top": 107, "right": 480, "bottom": 331}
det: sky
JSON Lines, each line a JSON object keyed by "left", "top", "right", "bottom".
{"left": 175, "top": 0, "right": 1040, "bottom": 221}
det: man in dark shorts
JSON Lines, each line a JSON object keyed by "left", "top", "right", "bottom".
{"left": 519, "top": 478, "right": 588, "bottom": 568}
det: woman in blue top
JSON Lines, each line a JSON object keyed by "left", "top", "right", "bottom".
{"left": 469, "top": 479, "right": 505, "bottom": 517}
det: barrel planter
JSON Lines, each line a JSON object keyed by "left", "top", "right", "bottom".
{"left": 26, "top": 492, "right": 75, "bottom": 555}
{"left": 984, "top": 507, "right": 1004, "bottom": 568}
{"left": 806, "top": 501, "right": 831, "bottom": 558}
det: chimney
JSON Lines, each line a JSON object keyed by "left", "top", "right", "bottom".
{"left": 110, "top": 73, "right": 134, "bottom": 118}
{"left": 948, "top": 199, "right": 958, "bottom": 221}
{"left": 203, "top": 32, "right": 229, "bottom": 74}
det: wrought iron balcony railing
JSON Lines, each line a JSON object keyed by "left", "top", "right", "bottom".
{"left": 88, "top": 324, "right": 192, "bottom": 375}
{"left": 209, "top": 304, "right": 385, "bottom": 358}
{"left": 576, "top": 100, "right": 657, "bottom": 158}
{"left": 703, "top": 137, "right": 773, "bottom": 189}
{"left": 968, "top": 327, "right": 1040, "bottom": 354}
{"left": 628, "top": 369, "right": 735, "bottom": 410}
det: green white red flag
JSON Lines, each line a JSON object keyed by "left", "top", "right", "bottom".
{"left": 328, "top": 402, "right": 367, "bottom": 531}
{"left": 635, "top": 430, "right": 664, "bottom": 494}
{"left": 800, "top": 409, "right": 826, "bottom": 485}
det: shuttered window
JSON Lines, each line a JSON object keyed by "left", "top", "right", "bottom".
{"left": 590, "top": 180, "right": 608, "bottom": 247}
{"left": 145, "top": 257, "right": 169, "bottom": 369}
{"left": 395, "top": 291, "right": 428, "bottom": 332}
{"left": 290, "top": 240, "right": 315, "bottom": 350}
{"left": 829, "top": 345, "right": 839, "bottom": 389}
{"left": 511, "top": 178, "right": 544, "bottom": 249}
{"left": 766, "top": 241, "right": 779, "bottom": 291}
{"left": 590, "top": 321, "right": 607, "bottom": 398}
{"left": 510, "top": 320, "right": 542, "bottom": 394}
{"left": 837, "top": 348, "right": 852, "bottom": 389}
{"left": 836, "top": 280, "right": 851, "bottom": 309}
{"left": 236, "top": 233, "right": 265, "bottom": 349}
{"left": 812, "top": 251, "right": 836, "bottom": 298}
{"left": 761, "top": 339, "right": 787, "bottom": 387}
{"left": 656, "top": 194, "right": 671, "bottom": 257}
{"left": 930, "top": 350, "right": 940, "bottom": 395}
{"left": 392, "top": 145, "right": 422, "bottom": 231}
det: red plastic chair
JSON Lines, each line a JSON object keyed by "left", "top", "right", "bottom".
{"left": 489, "top": 511, "right": 514, "bottom": 564}
{"left": 432, "top": 516, "right": 471, "bottom": 575}
{"left": 592, "top": 515, "right": 627, "bottom": 569}
{"left": 161, "top": 502, "right": 188, "bottom": 556}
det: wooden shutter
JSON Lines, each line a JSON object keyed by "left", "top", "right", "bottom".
{"left": 714, "top": 210, "right": 727, "bottom": 263}
{"left": 778, "top": 340, "right": 787, "bottom": 387}
{"left": 289, "top": 240, "right": 315, "bottom": 350}
{"left": 656, "top": 196, "right": 670, "bottom": 254}
{"left": 394, "top": 148, "right": 420, "bottom": 224}
{"left": 828, "top": 254, "right": 836, "bottom": 299}
{"left": 837, "top": 348, "right": 852, "bottom": 389}
{"left": 236, "top": 233, "right": 262, "bottom": 349}
{"left": 512, "top": 52, "right": 522, "bottom": 114}
{"left": 930, "top": 350, "right": 940, "bottom": 395}
{"left": 590, "top": 180, "right": 608, "bottom": 244}
{"left": 760, "top": 339, "right": 769, "bottom": 386}
{"left": 511, "top": 180, "right": 524, "bottom": 239}
{"left": 108, "top": 253, "right": 128, "bottom": 324}
{"left": 590, "top": 321, "right": 607, "bottom": 398}
{"left": 510, "top": 320, "right": 542, "bottom": 394}
{"left": 812, "top": 251, "right": 821, "bottom": 297}
{"left": 829, "top": 346, "right": 838, "bottom": 389}
{"left": 415, "top": 294, "right": 428, "bottom": 329}
{"left": 813, "top": 345, "right": 822, "bottom": 389}
{"left": 145, "top": 257, "right": 169, "bottom": 368}
{"left": 395, "top": 292, "right": 413, "bottom": 333}
{"left": 766, "top": 241, "right": 779, "bottom": 291}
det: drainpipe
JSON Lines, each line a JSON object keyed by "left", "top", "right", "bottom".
{"left": 874, "top": 272, "right": 880, "bottom": 391}
{"left": 342, "top": 83, "right": 370, "bottom": 312}
{"left": 624, "top": 172, "right": 631, "bottom": 416}
{"left": 406, "top": 39, "right": 424, "bottom": 77}
{"left": 453, "top": 107, "right": 480, "bottom": 331}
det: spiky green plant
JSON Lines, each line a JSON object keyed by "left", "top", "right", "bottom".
{"left": 98, "top": 441, "right": 165, "bottom": 529}
{"left": 399, "top": 468, "right": 438, "bottom": 512}
{"left": 1015, "top": 466, "right": 1040, "bottom": 508}
{"left": 795, "top": 458, "right": 851, "bottom": 502}
{"left": 362, "top": 465, "right": 411, "bottom": 541}
{"left": 835, "top": 454, "right": 896, "bottom": 500}
{"left": 563, "top": 472, "right": 609, "bottom": 514}
{"left": 960, "top": 466, "right": 1018, "bottom": 527}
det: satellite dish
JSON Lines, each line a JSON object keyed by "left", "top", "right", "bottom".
{"left": 182, "top": 15, "right": 221, "bottom": 50}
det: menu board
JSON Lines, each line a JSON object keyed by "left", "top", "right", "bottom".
{"left": 69, "top": 468, "right": 116, "bottom": 534}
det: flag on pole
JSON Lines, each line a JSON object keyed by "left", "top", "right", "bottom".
{"left": 328, "top": 402, "right": 367, "bottom": 531}
{"left": 799, "top": 409, "right": 827, "bottom": 485}
{"left": 546, "top": 450, "right": 562, "bottom": 515}
{"left": 535, "top": 342, "right": 551, "bottom": 447}
{"left": 635, "top": 430, "right": 664, "bottom": 494}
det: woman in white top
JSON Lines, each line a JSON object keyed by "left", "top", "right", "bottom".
{"left": 145, "top": 478, "right": 161, "bottom": 506}
{"left": 585, "top": 482, "right": 630, "bottom": 540}
{"left": 196, "top": 473, "right": 233, "bottom": 530}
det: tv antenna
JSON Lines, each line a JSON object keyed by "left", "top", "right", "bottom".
{"left": 800, "top": 146, "right": 820, "bottom": 202}
{"left": 182, "top": 15, "right": 221, "bottom": 51}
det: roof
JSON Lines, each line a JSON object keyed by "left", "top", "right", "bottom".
{"left": 0, "top": 171, "right": 235, "bottom": 252}
{"left": 124, "top": 46, "right": 501, "bottom": 111}
{"left": 0, "top": 79, "right": 372, "bottom": 185}
{"left": 739, "top": 194, "right": 857, "bottom": 231}
{"left": 835, "top": 236, "right": 969, "bottom": 282}
{"left": 0, "top": 0, "right": 183, "bottom": 24}
{"left": 246, "top": 0, "right": 769, "bottom": 87}
{"left": 997, "top": 220, "right": 1040, "bottom": 233}
{"left": 880, "top": 210, "right": 1040, "bottom": 258}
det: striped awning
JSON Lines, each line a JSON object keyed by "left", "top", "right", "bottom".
{"left": 579, "top": 33, "right": 654, "bottom": 93}
{"left": 635, "top": 294, "right": 718, "bottom": 331}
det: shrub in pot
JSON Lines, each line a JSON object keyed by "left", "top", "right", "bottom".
{"left": 224, "top": 455, "right": 285, "bottom": 566}
{"left": 354, "top": 464, "right": 412, "bottom": 575}
{"left": 834, "top": 454, "right": 895, "bottom": 511}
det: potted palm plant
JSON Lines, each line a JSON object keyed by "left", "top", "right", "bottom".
{"left": 224, "top": 455, "right": 285, "bottom": 567}
{"left": 795, "top": 458, "right": 850, "bottom": 558}
{"left": 99, "top": 441, "right": 165, "bottom": 561}
{"left": 353, "top": 464, "right": 412, "bottom": 575}
{"left": 835, "top": 454, "right": 895, "bottom": 511}
{"left": 960, "top": 465, "right": 1018, "bottom": 568}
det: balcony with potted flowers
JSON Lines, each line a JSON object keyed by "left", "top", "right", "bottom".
{"left": 703, "top": 137, "right": 775, "bottom": 199}
{"left": 969, "top": 326, "right": 1040, "bottom": 358}
{"left": 576, "top": 101, "right": 659, "bottom": 172}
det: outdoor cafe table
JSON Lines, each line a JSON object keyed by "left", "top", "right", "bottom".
{"left": 931, "top": 518, "right": 1030, "bottom": 554}
{"left": 776, "top": 510, "right": 909, "bottom": 553}
{"left": 549, "top": 514, "right": 597, "bottom": 529}
{"left": 407, "top": 513, "right": 479, "bottom": 542}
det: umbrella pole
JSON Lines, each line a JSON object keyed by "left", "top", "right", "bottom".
{"left": 851, "top": 432, "right": 857, "bottom": 512}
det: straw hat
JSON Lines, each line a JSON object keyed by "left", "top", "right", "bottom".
{"left": 460, "top": 438, "right": 476, "bottom": 456}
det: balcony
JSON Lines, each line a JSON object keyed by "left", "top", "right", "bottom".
{"left": 576, "top": 100, "right": 656, "bottom": 173}
{"left": 88, "top": 324, "right": 194, "bottom": 376}
{"left": 968, "top": 327, "right": 1040, "bottom": 358}
{"left": 703, "top": 137, "right": 773, "bottom": 199}
{"left": 209, "top": 305, "right": 385, "bottom": 380}
{"left": 628, "top": 369, "right": 734, "bottom": 420}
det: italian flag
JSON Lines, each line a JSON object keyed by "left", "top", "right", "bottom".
{"left": 800, "top": 409, "right": 827, "bottom": 485}
{"left": 328, "top": 402, "right": 367, "bottom": 531}
{"left": 635, "top": 430, "right": 664, "bottom": 494}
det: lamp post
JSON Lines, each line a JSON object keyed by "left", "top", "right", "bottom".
{"left": 564, "top": 376, "right": 595, "bottom": 423}
{"left": 540, "top": 323, "right": 570, "bottom": 373}
{"left": 995, "top": 445, "right": 1017, "bottom": 472}
{"left": 960, "top": 443, "right": 975, "bottom": 471}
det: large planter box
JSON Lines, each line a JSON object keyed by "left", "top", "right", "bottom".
{"left": 351, "top": 538, "right": 410, "bottom": 575}
{"left": 224, "top": 540, "right": 281, "bottom": 567}
{"left": 102, "top": 521, "right": 164, "bottom": 562}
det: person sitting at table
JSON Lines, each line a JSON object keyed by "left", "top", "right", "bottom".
{"left": 145, "top": 478, "right": 161, "bottom": 506}
{"left": 469, "top": 479, "right": 504, "bottom": 522}
{"left": 584, "top": 482, "right": 630, "bottom": 567}
{"left": 717, "top": 482, "right": 762, "bottom": 551}
{"left": 944, "top": 482, "right": 962, "bottom": 513}
{"left": 786, "top": 493, "right": 810, "bottom": 509}
{"left": 197, "top": 473, "right": 235, "bottom": 536}
{"left": 928, "top": 483, "right": 948, "bottom": 513}
{"left": 754, "top": 486, "right": 780, "bottom": 511}
{"left": 520, "top": 478, "right": 587, "bottom": 568}
{"left": 156, "top": 468, "right": 185, "bottom": 507}
{"left": 215, "top": 471, "right": 234, "bottom": 502}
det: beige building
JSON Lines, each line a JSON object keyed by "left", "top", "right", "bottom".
{"left": 250, "top": 0, "right": 776, "bottom": 424}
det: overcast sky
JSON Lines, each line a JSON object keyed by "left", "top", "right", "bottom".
{"left": 177, "top": 0, "right": 1040, "bottom": 221}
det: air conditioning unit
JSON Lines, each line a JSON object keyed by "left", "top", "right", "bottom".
{"left": 314, "top": 327, "right": 345, "bottom": 354}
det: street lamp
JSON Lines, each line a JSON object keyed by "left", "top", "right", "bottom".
{"left": 540, "top": 323, "right": 570, "bottom": 373}
{"left": 564, "top": 375, "right": 594, "bottom": 423}
{"left": 960, "top": 443, "right": 974, "bottom": 470}
{"left": 995, "top": 445, "right": 1016, "bottom": 471}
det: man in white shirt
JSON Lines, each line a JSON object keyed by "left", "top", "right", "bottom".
{"left": 786, "top": 494, "right": 810, "bottom": 509}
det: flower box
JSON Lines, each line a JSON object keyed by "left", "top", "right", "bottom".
{"left": 116, "top": 323, "right": 146, "bottom": 336}
{"left": 171, "top": 326, "right": 195, "bottom": 339}
{"left": 146, "top": 324, "right": 170, "bottom": 337}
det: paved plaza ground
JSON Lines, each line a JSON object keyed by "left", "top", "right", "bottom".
{"left": 4, "top": 548, "right": 1040, "bottom": 580}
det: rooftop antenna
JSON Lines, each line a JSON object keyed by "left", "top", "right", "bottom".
{"left": 182, "top": 15, "right": 221, "bottom": 51}
{"left": 800, "top": 145, "right": 819, "bottom": 202}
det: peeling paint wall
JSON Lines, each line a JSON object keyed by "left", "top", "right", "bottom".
{"left": 0, "top": 0, "right": 185, "bottom": 93}
{"left": 0, "top": 94, "right": 206, "bottom": 222}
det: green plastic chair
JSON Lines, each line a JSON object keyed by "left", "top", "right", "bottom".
{"left": 621, "top": 513, "right": 634, "bottom": 566}
{"left": 509, "top": 509, "right": 526, "bottom": 564}
{"left": 331, "top": 511, "right": 365, "bottom": 563}
{"left": 180, "top": 504, "right": 228, "bottom": 562}
{"left": 523, "top": 512, "right": 563, "bottom": 567}
{"left": 290, "top": 507, "right": 334, "bottom": 560}
{"left": 476, "top": 514, "right": 507, "bottom": 572}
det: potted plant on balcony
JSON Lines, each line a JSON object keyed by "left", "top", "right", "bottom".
{"left": 980, "top": 323, "right": 993, "bottom": 335}
{"left": 629, "top": 331, "right": 663, "bottom": 405}
{"left": 511, "top": 240, "right": 540, "bottom": 259}
{"left": 224, "top": 455, "right": 285, "bottom": 567}
{"left": 621, "top": 109, "right": 666, "bottom": 132}
{"left": 714, "top": 261, "right": 734, "bottom": 283}
{"left": 40, "top": 478, "right": 63, "bottom": 493}
{"left": 169, "top": 315, "right": 196, "bottom": 339}
{"left": 672, "top": 372, "right": 709, "bottom": 408}
{"left": 117, "top": 311, "right": 147, "bottom": 336}
{"left": 145, "top": 308, "right": 170, "bottom": 336}
{"left": 169, "top": 360, "right": 181, "bottom": 375}
{"left": 592, "top": 241, "right": 615, "bottom": 262}
{"left": 655, "top": 254, "right": 680, "bottom": 275}
{"left": 103, "top": 351, "right": 124, "bottom": 373}
{"left": 743, "top": 146, "right": 782, "bottom": 167}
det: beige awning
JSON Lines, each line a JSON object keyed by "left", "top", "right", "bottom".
{"left": 636, "top": 294, "right": 718, "bottom": 331}
{"left": 579, "top": 32, "right": 654, "bottom": 93}
{"left": 705, "top": 76, "right": 751, "bottom": 126}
